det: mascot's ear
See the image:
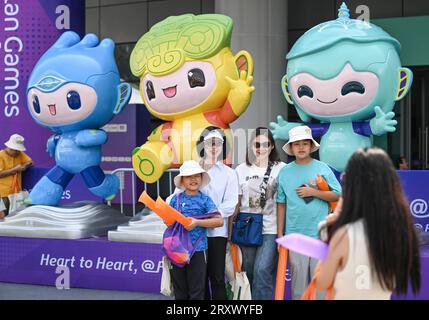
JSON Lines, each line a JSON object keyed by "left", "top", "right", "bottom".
{"left": 281, "top": 75, "right": 311, "bottom": 122}
{"left": 113, "top": 83, "right": 132, "bottom": 114}
{"left": 234, "top": 50, "right": 254, "bottom": 78}
{"left": 281, "top": 74, "right": 294, "bottom": 105}
{"left": 395, "top": 68, "right": 413, "bottom": 101}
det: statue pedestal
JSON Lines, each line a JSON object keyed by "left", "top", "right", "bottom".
{"left": 108, "top": 209, "right": 166, "bottom": 244}
{"left": 0, "top": 202, "right": 129, "bottom": 239}
{"left": 0, "top": 236, "right": 164, "bottom": 292}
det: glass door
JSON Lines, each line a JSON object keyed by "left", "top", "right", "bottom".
{"left": 389, "top": 67, "right": 429, "bottom": 169}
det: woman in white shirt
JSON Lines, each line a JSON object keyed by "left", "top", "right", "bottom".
{"left": 232, "top": 127, "right": 285, "bottom": 300}
{"left": 167, "top": 127, "right": 238, "bottom": 300}
{"left": 197, "top": 127, "right": 239, "bottom": 300}
{"left": 316, "top": 148, "right": 421, "bottom": 299}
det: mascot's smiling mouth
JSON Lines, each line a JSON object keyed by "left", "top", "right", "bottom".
{"left": 317, "top": 98, "right": 338, "bottom": 104}
{"left": 48, "top": 104, "right": 57, "bottom": 116}
{"left": 163, "top": 85, "right": 177, "bottom": 98}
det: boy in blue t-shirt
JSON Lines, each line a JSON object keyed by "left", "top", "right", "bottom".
{"left": 168, "top": 160, "right": 223, "bottom": 300}
{"left": 276, "top": 126, "right": 341, "bottom": 300}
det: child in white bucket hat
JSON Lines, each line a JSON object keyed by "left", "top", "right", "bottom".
{"left": 276, "top": 126, "right": 341, "bottom": 300}
{"left": 173, "top": 160, "right": 211, "bottom": 190}
{"left": 168, "top": 160, "right": 223, "bottom": 300}
{"left": 281, "top": 126, "right": 320, "bottom": 156}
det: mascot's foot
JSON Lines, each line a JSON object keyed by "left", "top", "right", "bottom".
{"left": 132, "top": 142, "right": 172, "bottom": 184}
{"left": 89, "top": 174, "right": 119, "bottom": 201}
{"left": 27, "top": 176, "right": 64, "bottom": 206}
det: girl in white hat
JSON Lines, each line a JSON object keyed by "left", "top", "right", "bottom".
{"left": 168, "top": 160, "right": 223, "bottom": 300}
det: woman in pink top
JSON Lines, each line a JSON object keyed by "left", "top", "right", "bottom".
{"left": 316, "top": 147, "right": 420, "bottom": 299}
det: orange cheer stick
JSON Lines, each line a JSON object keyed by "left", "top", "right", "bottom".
{"left": 155, "top": 197, "right": 192, "bottom": 228}
{"left": 301, "top": 266, "right": 334, "bottom": 300}
{"left": 138, "top": 191, "right": 175, "bottom": 226}
{"left": 139, "top": 190, "right": 157, "bottom": 210}
{"left": 274, "top": 246, "right": 288, "bottom": 300}
{"left": 230, "top": 243, "right": 241, "bottom": 274}
{"left": 316, "top": 174, "right": 338, "bottom": 211}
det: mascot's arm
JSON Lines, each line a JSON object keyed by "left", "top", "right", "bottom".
{"left": 369, "top": 106, "right": 397, "bottom": 136}
{"left": 131, "top": 123, "right": 172, "bottom": 156}
{"left": 353, "top": 106, "right": 397, "bottom": 137}
{"left": 269, "top": 117, "right": 329, "bottom": 141}
{"left": 46, "top": 134, "right": 60, "bottom": 158}
{"left": 146, "top": 123, "right": 172, "bottom": 142}
{"left": 75, "top": 129, "right": 108, "bottom": 147}
{"left": 218, "top": 70, "right": 255, "bottom": 125}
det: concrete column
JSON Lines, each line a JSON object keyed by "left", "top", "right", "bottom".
{"left": 215, "top": 0, "right": 289, "bottom": 164}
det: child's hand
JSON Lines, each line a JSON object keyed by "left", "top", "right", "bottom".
{"left": 296, "top": 184, "right": 315, "bottom": 198}
{"left": 325, "top": 213, "right": 338, "bottom": 224}
{"left": 184, "top": 218, "right": 199, "bottom": 231}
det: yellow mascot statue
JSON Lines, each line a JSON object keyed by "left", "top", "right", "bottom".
{"left": 130, "top": 14, "right": 254, "bottom": 183}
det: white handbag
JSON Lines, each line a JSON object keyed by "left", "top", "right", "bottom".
{"left": 229, "top": 243, "right": 252, "bottom": 300}
{"left": 160, "top": 256, "right": 174, "bottom": 297}
{"left": 232, "top": 271, "right": 252, "bottom": 300}
{"left": 225, "top": 243, "right": 235, "bottom": 283}
{"left": 8, "top": 174, "right": 29, "bottom": 214}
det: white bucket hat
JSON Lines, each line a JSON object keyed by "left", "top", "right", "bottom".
{"left": 173, "top": 160, "right": 211, "bottom": 190}
{"left": 5, "top": 134, "right": 26, "bottom": 152}
{"left": 282, "top": 126, "right": 320, "bottom": 156}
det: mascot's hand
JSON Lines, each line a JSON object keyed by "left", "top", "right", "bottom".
{"left": 269, "top": 115, "right": 299, "bottom": 140}
{"left": 225, "top": 70, "right": 255, "bottom": 102}
{"left": 46, "top": 135, "right": 59, "bottom": 158}
{"left": 370, "top": 106, "right": 397, "bottom": 136}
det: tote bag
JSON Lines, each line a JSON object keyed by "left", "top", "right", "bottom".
{"left": 8, "top": 174, "right": 29, "bottom": 213}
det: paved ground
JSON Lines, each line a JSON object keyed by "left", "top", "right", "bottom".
{"left": 0, "top": 282, "right": 174, "bottom": 300}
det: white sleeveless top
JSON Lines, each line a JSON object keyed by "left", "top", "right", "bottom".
{"left": 333, "top": 219, "right": 392, "bottom": 300}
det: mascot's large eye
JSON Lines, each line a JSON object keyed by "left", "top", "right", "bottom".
{"left": 187, "top": 68, "right": 205, "bottom": 88}
{"left": 297, "top": 85, "right": 314, "bottom": 98}
{"left": 67, "top": 91, "right": 81, "bottom": 110}
{"left": 341, "top": 81, "right": 365, "bottom": 95}
{"left": 146, "top": 81, "right": 155, "bottom": 100}
{"left": 32, "top": 95, "right": 41, "bottom": 114}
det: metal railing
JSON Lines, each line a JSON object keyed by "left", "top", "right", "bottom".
{"left": 108, "top": 168, "right": 179, "bottom": 216}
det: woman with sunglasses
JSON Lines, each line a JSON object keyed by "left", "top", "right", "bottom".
{"left": 196, "top": 126, "right": 239, "bottom": 300}
{"left": 231, "top": 127, "right": 285, "bottom": 299}
{"left": 168, "top": 126, "right": 239, "bottom": 300}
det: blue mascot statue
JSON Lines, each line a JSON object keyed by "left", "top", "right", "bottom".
{"left": 270, "top": 3, "right": 412, "bottom": 174}
{"left": 26, "top": 31, "right": 131, "bottom": 206}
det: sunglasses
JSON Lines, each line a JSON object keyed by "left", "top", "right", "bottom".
{"left": 204, "top": 140, "right": 223, "bottom": 147}
{"left": 254, "top": 142, "right": 271, "bottom": 149}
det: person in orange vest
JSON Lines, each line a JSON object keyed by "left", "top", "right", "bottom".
{"left": 0, "top": 134, "right": 33, "bottom": 218}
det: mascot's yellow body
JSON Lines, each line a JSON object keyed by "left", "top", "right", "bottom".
{"left": 130, "top": 14, "right": 254, "bottom": 183}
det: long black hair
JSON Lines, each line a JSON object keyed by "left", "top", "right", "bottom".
{"left": 328, "top": 147, "right": 420, "bottom": 295}
{"left": 246, "top": 127, "right": 280, "bottom": 166}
